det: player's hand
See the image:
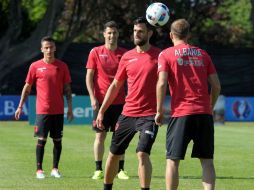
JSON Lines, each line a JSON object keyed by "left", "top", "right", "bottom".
{"left": 155, "top": 112, "right": 163, "bottom": 126}
{"left": 91, "top": 97, "right": 99, "bottom": 111}
{"left": 15, "top": 108, "right": 22, "bottom": 120}
{"left": 67, "top": 110, "right": 74, "bottom": 122}
{"left": 96, "top": 112, "right": 105, "bottom": 130}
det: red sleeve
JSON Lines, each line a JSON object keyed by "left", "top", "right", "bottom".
{"left": 158, "top": 51, "right": 169, "bottom": 73}
{"left": 86, "top": 48, "right": 97, "bottom": 69}
{"left": 25, "top": 64, "right": 36, "bottom": 85}
{"left": 115, "top": 57, "right": 127, "bottom": 81}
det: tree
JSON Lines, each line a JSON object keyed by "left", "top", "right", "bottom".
{"left": 0, "top": 0, "right": 65, "bottom": 93}
{"left": 0, "top": 0, "right": 140, "bottom": 94}
{"left": 160, "top": 0, "right": 253, "bottom": 46}
{"left": 0, "top": 0, "right": 253, "bottom": 94}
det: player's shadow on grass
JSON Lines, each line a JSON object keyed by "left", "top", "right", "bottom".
{"left": 181, "top": 176, "right": 254, "bottom": 180}
{"left": 131, "top": 176, "right": 254, "bottom": 180}
{"left": 64, "top": 175, "right": 254, "bottom": 180}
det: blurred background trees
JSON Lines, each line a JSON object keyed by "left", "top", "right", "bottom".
{"left": 0, "top": 0, "right": 254, "bottom": 94}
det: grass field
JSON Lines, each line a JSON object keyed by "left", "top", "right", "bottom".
{"left": 0, "top": 121, "right": 253, "bottom": 190}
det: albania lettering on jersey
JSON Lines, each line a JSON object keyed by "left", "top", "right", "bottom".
{"left": 174, "top": 48, "right": 203, "bottom": 67}
{"left": 174, "top": 48, "right": 202, "bottom": 57}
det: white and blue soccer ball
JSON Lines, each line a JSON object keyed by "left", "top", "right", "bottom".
{"left": 146, "top": 2, "right": 170, "bottom": 27}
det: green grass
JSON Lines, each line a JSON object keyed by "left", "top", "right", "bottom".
{"left": 0, "top": 121, "right": 253, "bottom": 190}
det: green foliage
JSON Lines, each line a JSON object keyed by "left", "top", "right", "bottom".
{"left": 1, "top": 0, "right": 254, "bottom": 47}
{"left": 198, "top": 0, "right": 253, "bottom": 46}
{"left": 18, "top": 0, "right": 47, "bottom": 40}
{"left": 0, "top": 121, "right": 254, "bottom": 190}
{"left": 217, "top": 0, "right": 253, "bottom": 46}
{"left": 165, "top": 0, "right": 254, "bottom": 47}
{"left": 22, "top": 0, "right": 47, "bottom": 23}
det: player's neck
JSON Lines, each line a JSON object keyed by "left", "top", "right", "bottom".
{"left": 105, "top": 43, "right": 117, "bottom": 51}
{"left": 43, "top": 57, "right": 55, "bottom": 64}
{"left": 173, "top": 39, "right": 187, "bottom": 46}
{"left": 136, "top": 44, "right": 151, "bottom": 53}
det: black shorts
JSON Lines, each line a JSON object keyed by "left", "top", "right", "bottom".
{"left": 110, "top": 114, "right": 158, "bottom": 155}
{"left": 35, "top": 114, "right": 64, "bottom": 139}
{"left": 166, "top": 114, "right": 214, "bottom": 160}
{"left": 92, "top": 104, "right": 123, "bottom": 132}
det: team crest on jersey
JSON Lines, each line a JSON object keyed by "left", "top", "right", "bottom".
{"left": 177, "top": 58, "right": 184, "bottom": 66}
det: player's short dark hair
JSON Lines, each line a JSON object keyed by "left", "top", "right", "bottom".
{"left": 133, "top": 17, "right": 154, "bottom": 31}
{"left": 170, "top": 19, "right": 190, "bottom": 39}
{"left": 104, "top": 21, "right": 119, "bottom": 31}
{"left": 41, "top": 36, "right": 55, "bottom": 44}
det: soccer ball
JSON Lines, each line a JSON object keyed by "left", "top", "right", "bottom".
{"left": 146, "top": 2, "right": 170, "bottom": 27}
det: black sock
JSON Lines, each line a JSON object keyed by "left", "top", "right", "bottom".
{"left": 36, "top": 139, "right": 46, "bottom": 170}
{"left": 96, "top": 160, "right": 102, "bottom": 171}
{"left": 53, "top": 140, "right": 62, "bottom": 169}
{"left": 141, "top": 188, "right": 150, "bottom": 190}
{"left": 104, "top": 184, "right": 113, "bottom": 190}
{"left": 118, "top": 160, "right": 124, "bottom": 172}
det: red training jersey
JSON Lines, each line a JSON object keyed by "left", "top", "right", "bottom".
{"left": 115, "top": 46, "right": 161, "bottom": 117}
{"left": 158, "top": 43, "right": 217, "bottom": 117}
{"left": 86, "top": 45, "right": 127, "bottom": 104}
{"left": 26, "top": 59, "right": 71, "bottom": 114}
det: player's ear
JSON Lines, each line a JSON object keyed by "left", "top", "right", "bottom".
{"left": 169, "top": 32, "right": 173, "bottom": 40}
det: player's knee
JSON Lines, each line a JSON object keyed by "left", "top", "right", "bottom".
{"left": 137, "top": 151, "right": 149, "bottom": 162}
{"left": 95, "top": 134, "right": 106, "bottom": 144}
{"left": 108, "top": 152, "right": 121, "bottom": 161}
{"left": 37, "top": 139, "right": 46, "bottom": 147}
{"left": 53, "top": 139, "right": 62, "bottom": 147}
{"left": 200, "top": 159, "right": 214, "bottom": 169}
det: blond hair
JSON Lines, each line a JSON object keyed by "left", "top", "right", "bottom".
{"left": 170, "top": 19, "right": 190, "bottom": 39}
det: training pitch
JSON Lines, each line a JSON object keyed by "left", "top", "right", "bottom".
{"left": 0, "top": 121, "right": 253, "bottom": 190}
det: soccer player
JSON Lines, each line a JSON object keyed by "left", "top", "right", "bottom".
{"left": 15, "top": 36, "right": 73, "bottom": 179}
{"left": 155, "top": 19, "right": 221, "bottom": 190}
{"left": 96, "top": 17, "right": 161, "bottom": 190}
{"left": 86, "top": 21, "right": 129, "bottom": 180}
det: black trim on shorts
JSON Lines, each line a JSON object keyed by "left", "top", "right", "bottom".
{"left": 166, "top": 114, "right": 214, "bottom": 160}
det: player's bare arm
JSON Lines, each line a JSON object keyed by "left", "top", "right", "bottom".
{"left": 64, "top": 83, "right": 74, "bottom": 121}
{"left": 155, "top": 71, "right": 168, "bottom": 126}
{"left": 208, "top": 73, "right": 221, "bottom": 109}
{"left": 96, "top": 79, "right": 124, "bottom": 129}
{"left": 15, "top": 83, "right": 32, "bottom": 120}
{"left": 86, "top": 68, "right": 99, "bottom": 110}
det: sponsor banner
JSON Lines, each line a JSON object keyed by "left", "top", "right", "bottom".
{"left": 0, "top": 96, "right": 28, "bottom": 120}
{"left": 225, "top": 97, "right": 254, "bottom": 121}
{"left": 29, "top": 96, "right": 93, "bottom": 125}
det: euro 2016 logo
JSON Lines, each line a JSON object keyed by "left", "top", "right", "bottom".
{"left": 232, "top": 100, "right": 251, "bottom": 119}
